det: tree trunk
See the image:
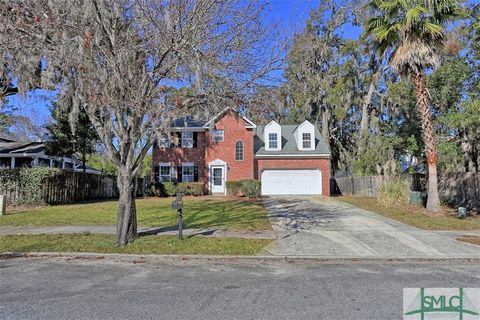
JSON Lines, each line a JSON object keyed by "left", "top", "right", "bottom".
{"left": 411, "top": 72, "right": 442, "bottom": 214}
{"left": 116, "top": 168, "right": 138, "bottom": 245}
{"left": 82, "top": 152, "right": 87, "bottom": 174}
{"left": 359, "top": 69, "right": 380, "bottom": 151}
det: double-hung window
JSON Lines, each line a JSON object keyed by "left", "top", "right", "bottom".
{"left": 181, "top": 131, "right": 193, "bottom": 148}
{"left": 159, "top": 165, "right": 172, "bottom": 182}
{"left": 212, "top": 129, "right": 224, "bottom": 142}
{"left": 268, "top": 133, "right": 278, "bottom": 149}
{"left": 302, "top": 133, "right": 312, "bottom": 149}
{"left": 235, "top": 141, "right": 244, "bottom": 161}
{"left": 182, "top": 165, "right": 194, "bottom": 182}
{"left": 159, "top": 135, "right": 170, "bottom": 148}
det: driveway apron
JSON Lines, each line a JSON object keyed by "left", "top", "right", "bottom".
{"left": 262, "top": 196, "right": 480, "bottom": 258}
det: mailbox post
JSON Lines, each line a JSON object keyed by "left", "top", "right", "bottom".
{"left": 171, "top": 192, "right": 184, "bottom": 240}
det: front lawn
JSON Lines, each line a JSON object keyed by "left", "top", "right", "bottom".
{"left": 338, "top": 196, "right": 480, "bottom": 230}
{"left": 0, "top": 197, "right": 271, "bottom": 231}
{"left": 0, "top": 234, "right": 272, "bottom": 255}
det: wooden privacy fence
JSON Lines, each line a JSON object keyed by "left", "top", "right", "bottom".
{"left": 414, "top": 172, "right": 480, "bottom": 211}
{"left": 334, "top": 175, "right": 388, "bottom": 197}
{"left": 336, "top": 173, "right": 480, "bottom": 211}
{"left": 43, "top": 172, "right": 118, "bottom": 204}
{"left": 0, "top": 169, "right": 153, "bottom": 205}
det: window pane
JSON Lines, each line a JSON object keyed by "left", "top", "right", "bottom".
{"left": 182, "top": 165, "right": 194, "bottom": 182}
{"left": 181, "top": 131, "right": 193, "bottom": 148}
{"left": 213, "top": 168, "right": 222, "bottom": 186}
{"left": 213, "top": 130, "right": 224, "bottom": 142}
{"left": 159, "top": 135, "right": 170, "bottom": 148}
{"left": 268, "top": 133, "right": 277, "bottom": 149}
{"left": 160, "top": 166, "right": 171, "bottom": 182}
{"left": 302, "top": 133, "right": 311, "bottom": 149}
{"left": 235, "top": 141, "right": 244, "bottom": 160}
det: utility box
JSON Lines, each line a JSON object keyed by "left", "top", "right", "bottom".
{"left": 0, "top": 195, "right": 6, "bottom": 216}
{"left": 409, "top": 191, "right": 423, "bottom": 206}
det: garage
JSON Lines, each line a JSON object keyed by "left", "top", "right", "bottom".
{"left": 261, "top": 169, "right": 322, "bottom": 195}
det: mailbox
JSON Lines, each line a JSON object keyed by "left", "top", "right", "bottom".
{"left": 171, "top": 201, "right": 183, "bottom": 210}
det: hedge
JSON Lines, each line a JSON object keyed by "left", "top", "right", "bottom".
{"left": 226, "top": 179, "right": 261, "bottom": 198}
{"left": 148, "top": 182, "right": 204, "bottom": 197}
{"left": 0, "top": 167, "right": 60, "bottom": 205}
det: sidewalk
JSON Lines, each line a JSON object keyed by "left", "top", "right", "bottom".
{"left": 0, "top": 225, "right": 277, "bottom": 240}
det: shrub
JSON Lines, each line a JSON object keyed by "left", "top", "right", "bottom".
{"left": 377, "top": 176, "right": 410, "bottom": 208}
{"left": 0, "top": 168, "right": 60, "bottom": 205}
{"left": 241, "top": 180, "right": 261, "bottom": 198}
{"left": 226, "top": 181, "right": 243, "bottom": 196}
{"left": 149, "top": 182, "right": 204, "bottom": 197}
{"left": 227, "top": 180, "right": 261, "bottom": 198}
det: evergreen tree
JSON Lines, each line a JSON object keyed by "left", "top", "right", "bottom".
{"left": 46, "top": 102, "right": 98, "bottom": 173}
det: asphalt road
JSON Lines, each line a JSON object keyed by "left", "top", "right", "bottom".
{"left": 1, "top": 257, "right": 480, "bottom": 320}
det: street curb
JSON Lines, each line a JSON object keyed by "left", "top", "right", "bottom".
{"left": 2, "top": 251, "right": 480, "bottom": 263}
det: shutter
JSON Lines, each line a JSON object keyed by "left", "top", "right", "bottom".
{"left": 193, "top": 132, "right": 198, "bottom": 148}
{"left": 154, "top": 165, "right": 160, "bottom": 182}
{"left": 194, "top": 166, "right": 198, "bottom": 182}
{"left": 177, "top": 166, "right": 182, "bottom": 182}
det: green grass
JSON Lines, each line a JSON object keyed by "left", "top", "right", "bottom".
{"left": 0, "top": 234, "right": 272, "bottom": 255}
{"left": 338, "top": 196, "right": 480, "bottom": 230}
{"left": 0, "top": 197, "right": 271, "bottom": 231}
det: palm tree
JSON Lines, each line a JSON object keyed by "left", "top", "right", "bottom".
{"left": 365, "top": 0, "right": 464, "bottom": 213}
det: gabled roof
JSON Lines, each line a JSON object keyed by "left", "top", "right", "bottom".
{"left": 171, "top": 116, "right": 208, "bottom": 129}
{"left": 202, "top": 107, "right": 256, "bottom": 129}
{"left": 0, "top": 141, "right": 46, "bottom": 155}
{"left": 254, "top": 125, "right": 330, "bottom": 157}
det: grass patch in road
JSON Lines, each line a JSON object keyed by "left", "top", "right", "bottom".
{"left": 0, "top": 197, "right": 271, "bottom": 231}
{"left": 0, "top": 234, "right": 272, "bottom": 256}
{"left": 337, "top": 196, "right": 480, "bottom": 230}
{"left": 457, "top": 235, "right": 480, "bottom": 246}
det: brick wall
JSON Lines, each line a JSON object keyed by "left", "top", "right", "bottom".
{"left": 205, "top": 112, "right": 254, "bottom": 181}
{"left": 152, "top": 132, "right": 207, "bottom": 184}
{"left": 255, "top": 158, "right": 331, "bottom": 196}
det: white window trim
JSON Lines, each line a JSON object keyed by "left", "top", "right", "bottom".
{"left": 158, "top": 162, "right": 172, "bottom": 182}
{"left": 235, "top": 141, "right": 244, "bottom": 161}
{"left": 182, "top": 164, "right": 194, "bottom": 182}
{"left": 159, "top": 135, "right": 170, "bottom": 148}
{"left": 264, "top": 120, "right": 281, "bottom": 151}
{"left": 302, "top": 132, "right": 312, "bottom": 149}
{"left": 159, "top": 166, "right": 172, "bottom": 182}
{"left": 212, "top": 129, "right": 224, "bottom": 142}
{"left": 181, "top": 131, "right": 194, "bottom": 148}
{"left": 268, "top": 133, "right": 278, "bottom": 149}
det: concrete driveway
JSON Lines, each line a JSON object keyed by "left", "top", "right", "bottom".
{"left": 262, "top": 196, "right": 480, "bottom": 258}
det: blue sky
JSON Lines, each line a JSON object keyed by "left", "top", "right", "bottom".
{"left": 7, "top": 0, "right": 356, "bottom": 127}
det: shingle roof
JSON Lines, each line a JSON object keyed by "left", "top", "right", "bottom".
{"left": 0, "top": 141, "right": 46, "bottom": 154}
{"left": 171, "top": 116, "right": 208, "bottom": 128}
{"left": 254, "top": 125, "right": 330, "bottom": 156}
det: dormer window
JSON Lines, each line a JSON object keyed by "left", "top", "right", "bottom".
{"left": 302, "top": 133, "right": 311, "bottom": 149}
{"left": 268, "top": 133, "right": 278, "bottom": 149}
{"left": 264, "top": 120, "right": 281, "bottom": 151}
{"left": 295, "top": 120, "right": 315, "bottom": 150}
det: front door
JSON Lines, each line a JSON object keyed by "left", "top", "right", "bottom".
{"left": 211, "top": 166, "right": 225, "bottom": 193}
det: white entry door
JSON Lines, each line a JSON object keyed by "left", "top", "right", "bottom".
{"left": 261, "top": 169, "right": 322, "bottom": 195}
{"left": 211, "top": 166, "right": 225, "bottom": 193}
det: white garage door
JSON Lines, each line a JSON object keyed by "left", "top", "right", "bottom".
{"left": 261, "top": 169, "right": 322, "bottom": 195}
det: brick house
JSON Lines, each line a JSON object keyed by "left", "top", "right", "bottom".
{"left": 152, "top": 108, "right": 331, "bottom": 196}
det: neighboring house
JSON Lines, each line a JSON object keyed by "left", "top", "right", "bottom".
{"left": 0, "top": 138, "right": 101, "bottom": 174}
{"left": 152, "top": 108, "right": 331, "bottom": 196}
